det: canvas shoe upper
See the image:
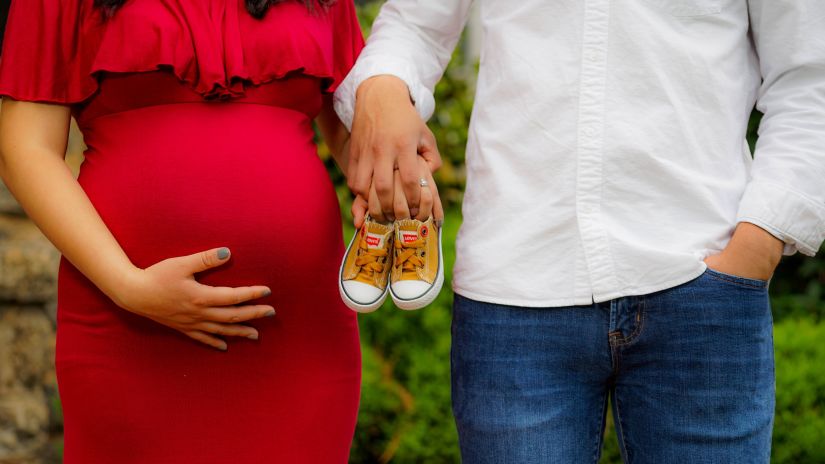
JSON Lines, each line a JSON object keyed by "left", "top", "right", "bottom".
{"left": 339, "top": 219, "right": 394, "bottom": 313}
{"left": 390, "top": 217, "right": 444, "bottom": 310}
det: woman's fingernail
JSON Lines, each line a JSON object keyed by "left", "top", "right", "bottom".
{"left": 410, "top": 208, "right": 420, "bottom": 218}
{"left": 218, "top": 342, "right": 228, "bottom": 351}
{"left": 435, "top": 219, "right": 444, "bottom": 229}
{"left": 248, "top": 333, "right": 259, "bottom": 341}
{"left": 266, "top": 309, "right": 276, "bottom": 317}
{"left": 262, "top": 289, "right": 272, "bottom": 297}
{"left": 217, "top": 248, "right": 230, "bottom": 260}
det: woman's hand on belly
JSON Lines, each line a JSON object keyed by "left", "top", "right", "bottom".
{"left": 114, "top": 247, "right": 275, "bottom": 351}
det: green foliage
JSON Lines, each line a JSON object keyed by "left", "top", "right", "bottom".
{"left": 771, "top": 252, "right": 825, "bottom": 323}
{"left": 772, "top": 319, "right": 825, "bottom": 463}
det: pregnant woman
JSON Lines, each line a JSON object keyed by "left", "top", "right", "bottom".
{"left": 0, "top": 0, "right": 363, "bottom": 462}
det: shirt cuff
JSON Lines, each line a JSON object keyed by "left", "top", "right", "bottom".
{"left": 333, "top": 54, "right": 436, "bottom": 132}
{"left": 736, "top": 180, "right": 825, "bottom": 257}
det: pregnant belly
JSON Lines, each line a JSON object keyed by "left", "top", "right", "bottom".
{"left": 76, "top": 103, "right": 343, "bottom": 290}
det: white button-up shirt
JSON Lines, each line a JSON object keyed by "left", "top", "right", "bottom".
{"left": 335, "top": 0, "right": 825, "bottom": 307}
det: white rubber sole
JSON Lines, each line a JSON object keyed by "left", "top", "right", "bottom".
{"left": 390, "top": 227, "right": 445, "bottom": 311}
{"left": 338, "top": 228, "right": 389, "bottom": 313}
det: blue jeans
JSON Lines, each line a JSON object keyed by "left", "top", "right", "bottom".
{"left": 451, "top": 269, "right": 774, "bottom": 463}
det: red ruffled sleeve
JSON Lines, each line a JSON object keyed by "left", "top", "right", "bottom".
{"left": 0, "top": 0, "right": 363, "bottom": 103}
{"left": 325, "top": 0, "right": 365, "bottom": 94}
{"left": 0, "top": 0, "right": 104, "bottom": 104}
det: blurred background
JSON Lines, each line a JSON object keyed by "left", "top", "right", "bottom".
{"left": 0, "top": 1, "right": 823, "bottom": 463}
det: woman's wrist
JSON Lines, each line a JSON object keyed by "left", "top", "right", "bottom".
{"left": 97, "top": 262, "right": 145, "bottom": 311}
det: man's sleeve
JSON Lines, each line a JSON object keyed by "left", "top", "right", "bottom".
{"left": 333, "top": 0, "right": 474, "bottom": 131}
{"left": 738, "top": 1, "right": 825, "bottom": 256}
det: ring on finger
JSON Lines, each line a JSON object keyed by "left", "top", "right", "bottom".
{"left": 419, "top": 177, "right": 429, "bottom": 188}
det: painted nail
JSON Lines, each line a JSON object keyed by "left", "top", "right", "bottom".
{"left": 218, "top": 342, "right": 228, "bottom": 351}
{"left": 435, "top": 219, "right": 444, "bottom": 229}
{"left": 247, "top": 333, "right": 259, "bottom": 341}
{"left": 410, "top": 208, "right": 420, "bottom": 218}
{"left": 265, "top": 309, "right": 276, "bottom": 317}
{"left": 217, "top": 248, "right": 230, "bottom": 260}
{"left": 262, "top": 289, "right": 272, "bottom": 297}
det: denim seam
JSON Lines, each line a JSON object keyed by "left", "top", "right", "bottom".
{"left": 610, "top": 342, "right": 621, "bottom": 375}
{"left": 593, "top": 392, "right": 609, "bottom": 464}
{"left": 611, "top": 298, "right": 647, "bottom": 348}
{"left": 705, "top": 270, "right": 767, "bottom": 289}
{"left": 613, "top": 393, "right": 632, "bottom": 464}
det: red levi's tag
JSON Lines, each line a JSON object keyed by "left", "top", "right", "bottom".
{"left": 402, "top": 232, "right": 419, "bottom": 244}
{"left": 366, "top": 235, "right": 381, "bottom": 247}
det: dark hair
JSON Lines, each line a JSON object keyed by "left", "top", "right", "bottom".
{"left": 94, "top": 0, "right": 334, "bottom": 19}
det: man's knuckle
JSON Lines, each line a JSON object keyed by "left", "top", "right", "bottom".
{"left": 402, "top": 176, "right": 419, "bottom": 189}
{"left": 354, "top": 180, "right": 370, "bottom": 195}
{"left": 370, "top": 142, "right": 386, "bottom": 156}
{"left": 374, "top": 180, "right": 393, "bottom": 195}
{"left": 392, "top": 136, "right": 412, "bottom": 151}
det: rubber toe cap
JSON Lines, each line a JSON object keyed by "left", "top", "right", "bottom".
{"left": 391, "top": 280, "right": 432, "bottom": 300}
{"left": 342, "top": 281, "right": 385, "bottom": 304}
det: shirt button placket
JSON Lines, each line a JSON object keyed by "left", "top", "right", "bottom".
{"left": 575, "top": 0, "right": 618, "bottom": 302}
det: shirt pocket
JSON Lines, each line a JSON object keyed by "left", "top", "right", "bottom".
{"left": 642, "top": 0, "right": 722, "bottom": 17}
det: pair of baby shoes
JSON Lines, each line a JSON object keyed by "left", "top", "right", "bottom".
{"left": 339, "top": 216, "right": 443, "bottom": 313}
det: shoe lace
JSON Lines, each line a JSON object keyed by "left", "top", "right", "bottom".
{"left": 394, "top": 236, "right": 425, "bottom": 280}
{"left": 355, "top": 237, "right": 388, "bottom": 280}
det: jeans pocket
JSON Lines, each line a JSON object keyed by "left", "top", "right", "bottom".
{"left": 704, "top": 267, "right": 769, "bottom": 290}
{"left": 642, "top": 0, "right": 721, "bottom": 17}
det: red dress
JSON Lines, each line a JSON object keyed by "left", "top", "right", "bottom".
{"left": 0, "top": 1, "right": 363, "bottom": 462}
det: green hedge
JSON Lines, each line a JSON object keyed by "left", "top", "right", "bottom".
{"left": 772, "top": 319, "right": 825, "bottom": 463}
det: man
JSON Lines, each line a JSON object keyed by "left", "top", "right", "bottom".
{"left": 335, "top": 1, "right": 825, "bottom": 462}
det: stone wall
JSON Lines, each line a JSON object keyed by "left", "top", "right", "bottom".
{"left": 0, "top": 117, "right": 83, "bottom": 464}
{"left": 0, "top": 183, "right": 61, "bottom": 464}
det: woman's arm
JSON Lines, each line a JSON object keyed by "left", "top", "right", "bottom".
{"left": 0, "top": 100, "right": 275, "bottom": 350}
{"left": 317, "top": 95, "right": 351, "bottom": 171}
